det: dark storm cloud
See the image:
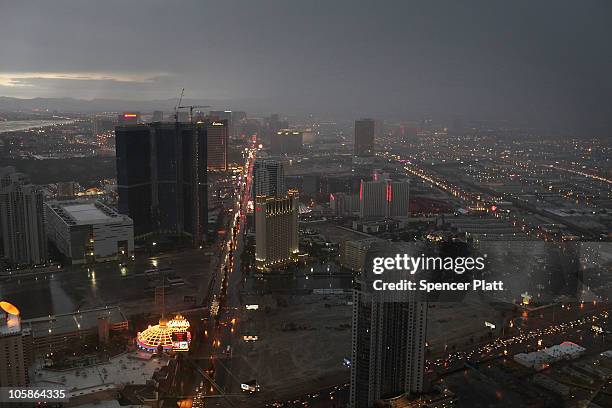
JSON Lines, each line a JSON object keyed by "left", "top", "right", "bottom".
{"left": 1, "top": 0, "right": 611, "bottom": 128}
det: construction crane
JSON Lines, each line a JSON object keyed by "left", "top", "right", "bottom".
{"left": 172, "top": 88, "right": 212, "bottom": 123}
{"left": 177, "top": 104, "right": 211, "bottom": 123}
{"left": 173, "top": 88, "right": 185, "bottom": 121}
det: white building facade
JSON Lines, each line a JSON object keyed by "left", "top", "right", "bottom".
{"left": 359, "top": 179, "right": 410, "bottom": 219}
{"left": 45, "top": 200, "right": 134, "bottom": 264}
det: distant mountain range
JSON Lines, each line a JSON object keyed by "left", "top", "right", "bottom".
{"left": 0, "top": 96, "right": 266, "bottom": 114}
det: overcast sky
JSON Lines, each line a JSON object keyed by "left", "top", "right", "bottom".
{"left": 1, "top": 0, "right": 611, "bottom": 127}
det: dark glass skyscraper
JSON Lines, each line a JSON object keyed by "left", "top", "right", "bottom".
{"left": 354, "top": 118, "right": 375, "bottom": 157}
{"left": 116, "top": 121, "right": 208, "bottom": 244}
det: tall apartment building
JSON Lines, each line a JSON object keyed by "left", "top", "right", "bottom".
{"left": 359, "top": 179, "right": 410, "bottom": 219}
{"left": 359, "top": 180, "right": 387, "bottom": 219}
{"left": 255, "top": 191, "right": 299, "bottom": 271}
{"left": 206, "top": 119, "right": 229, "bottom": 171}
{"left": 115, "top": 121, "right": 208, "bottom": 244}
{"left": 0, "top": 167, "right": 47, "bottom": 267}
{"left": 354, "top": 118, "right": 375, "bottom": 157}
{"left": 350, "top": 242, "right": 427, "bottom": 407}
{"left": 253, "top": 159, "right": 286, "bottom": 198}
{"left": 387, "top": 179, "right": 410, "bottom": 217}
{"left": 0, "top": 301, "right": 29, "bottom": 387}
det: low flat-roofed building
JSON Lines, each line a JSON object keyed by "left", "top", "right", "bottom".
{"left": 30, "top": 351, "right": 166, "bottom": 404}
{"left": 514, "top": 351, "right": 552, "bottom": 371}
{"left": 514, "top": 341, "right": 586, "bottom": 371}
{"left": 22, "top": 306, "right": 128, "bottom": 355}
{"left": 543, "top": 341, "right": 585, "bottom": 360}
{"left": 45, "top": 200, "right": 133, "bottom": 264}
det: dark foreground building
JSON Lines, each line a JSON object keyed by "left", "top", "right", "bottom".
{"left": 350, "top": 242, "right": 428, "bottom": 407}
{"left": 116, "top": 121, "right": 211, "bottom": 244}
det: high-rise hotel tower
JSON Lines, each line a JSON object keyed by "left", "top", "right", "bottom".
{"left": 255, "top": 190, "right": 299, "bottom": 271}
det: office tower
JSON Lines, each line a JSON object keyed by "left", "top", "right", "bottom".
{"left": 359, "top": 179, "right": 410, "bottom": 219}
{"left": 115, "top": 121, "right": 208, "bottom": 244}
{"left": 45, "top": 200, "right": 134, "bottom": 264}
{"left": 253, "top": 159, "right": 286, "bottom": 198}
{"left": 0, "top": 168, "right": 47, "bottom": 267}
{"left": 118, "top": 112, "right": 141, "bottom": 124}
{"left": 271, "top": 129, "right": 303, "bottom": 154}
{"left": 152, "top": 110, "right": 164, "bottom": 122}
{"left": 209, "top": 110, "right": 234, "bottom": 138}
{"left": 354, "top": 119, "right": 375, "bottom": 157}
{"left": 350, "top": 242, "right": 427, "bottom": 407}
{"left": 255, "top": 190, "right": 299, "bottom": 271}
{"left": 0, "top": 301, "right": 29, "bottom": 387}
{"left": 206, "top": 119, "right": 228, "bottom": 171}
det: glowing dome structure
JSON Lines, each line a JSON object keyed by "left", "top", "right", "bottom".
{"left": 1, "top": 301, "right": 20, "bottom": 316}
{"left": 0, "top": 300, "right": 21, "bottom": 333}
{"left": 136, "top": 314, "right": 191, "bottom": 353}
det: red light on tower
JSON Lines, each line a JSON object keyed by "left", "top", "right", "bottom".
{"left": 386, "top": 183, "right": 393, "bottom": 202}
